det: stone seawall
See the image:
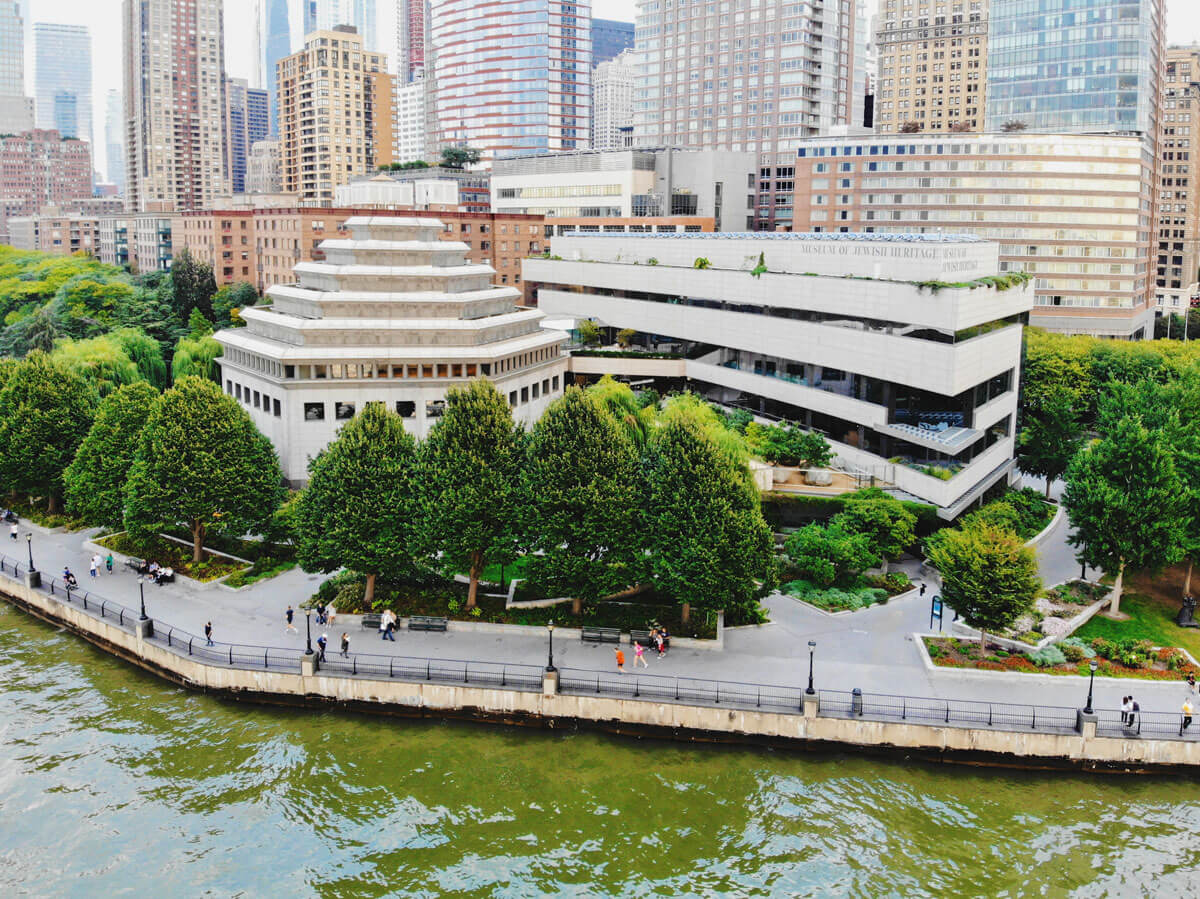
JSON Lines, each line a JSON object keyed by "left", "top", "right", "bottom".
{"left": 4, "top": 576, "right": 1199, "bottom": 775}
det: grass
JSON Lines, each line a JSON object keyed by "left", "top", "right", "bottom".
{"left": 94, "top": 532, "right": 248, "bottom": 583}
{"left": 1073, "top": 585, "right": 1200, "bottom": 662}
{"left": 222, "top": 557, "right": 297, "bottom": 589}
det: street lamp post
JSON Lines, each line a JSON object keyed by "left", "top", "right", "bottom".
{"left": 138, "top": 576, "right": 148, "bottom": 621}
{"left": 304, "top": 608, "right": 314, "bottom": 656}
{"left": 806, "top": 640, "right": 817, "bottom": 695}
{"left": 1084, "top": 660, "right": 1098, "bottom": 715}
{"left": 25, "top": 532, "right": 34, "bottom": 572}
{"left": 546, "top": 620, "right": 556, "bottom": 672}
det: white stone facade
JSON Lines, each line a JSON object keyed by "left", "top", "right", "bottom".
{"left": 217, "top": 216, "right": 567, "bottom": 485}
{"left": 527, "top": 232, "right": 1033, "bottom": 514}
{"left": 591, "top": 49, "right": 634, "bottom": 151}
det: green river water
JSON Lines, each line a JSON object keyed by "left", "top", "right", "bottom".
{"left": 2, "top": 604, "right": 1198, "bottom": 897}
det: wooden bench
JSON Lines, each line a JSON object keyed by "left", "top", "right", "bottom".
{"left": 631, "top": 629, "right": 670, "bottom": 650}
{"left": 581, "top": 625, "right": 621, "bottom": 644}
{"left": 409, "top": 615, "right": 448, "bottom": 632}
{"left": 124, "top": 557, "right": 146, "bottom": 573}
{"left": 361, "top": 612, "right": 382, "bottom": 630}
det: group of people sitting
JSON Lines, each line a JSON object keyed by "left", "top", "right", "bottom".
{"left": 644, "top": 625, "right": 670, "bottom": 658}
{"left": 135, "top": 559, "right": 175, "bottom": 585}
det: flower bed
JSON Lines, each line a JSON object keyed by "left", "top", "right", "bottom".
{"left": 924, "top": 635, "right": 1199, "bottom": 681}
{"left": 94, "top": 532, "right": 248, "bottom": 583}
{"left": 784, "top": 572, "right": 912, "bottom": 613}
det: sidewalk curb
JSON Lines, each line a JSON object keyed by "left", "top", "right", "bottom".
{"left": 1025, "top": 502, "right": 1065, "bottom": 549}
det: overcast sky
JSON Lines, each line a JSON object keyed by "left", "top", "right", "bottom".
{"left": 26, "top": 0, "right": 1200, "bottom": 178}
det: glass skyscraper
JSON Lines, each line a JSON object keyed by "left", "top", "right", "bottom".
{"left": 264, "top": 0, "right": 290, "bottom": 135}
{"left": 985, "top": 0, "right": 1164, "bottom": 133}
{"left": 34, "top": 23, "right": 92, "bottom": 143}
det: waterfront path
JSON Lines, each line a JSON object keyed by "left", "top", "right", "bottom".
{"left": 8, "top": 477, "right": 1193, "bottom": 719}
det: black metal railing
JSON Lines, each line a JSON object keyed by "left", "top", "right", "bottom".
{"left": 4, "top": 550, "right": 1199, "bottom": 744}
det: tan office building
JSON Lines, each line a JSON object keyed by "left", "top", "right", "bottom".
{"left": 874, "top": 0, "right": 988, "bottom": 135}
{"left": 789, "top": 132, "right": 1156, "bottom": 339}
{"left": 1158, "top": 46, "right": 1200, "bottom": 316}
{"left": 276, "top": 27, "right": 392, "bottom": 202}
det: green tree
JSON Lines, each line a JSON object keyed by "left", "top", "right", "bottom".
{"left": 646, "top": 417, "right": 776, "bottom": 622}
{"left": 1017, "top": 392, "right": 1083, "bottom": 497}
{"left": 169, "top": 248, "right": 217, "bottom": 322}
{"left": 746, "top": 421, "right": 832, "bottom": 468}
{"left": 111, "top": 328, "right": 169, "bottom": 389}
{"left": 124, "top": 376, "right": 283, "bottom": 562}
{"left": 63, "top": 381, "right": 159, "bottom": 526}
{"left": 295, "top": 403, "right": 421, "bottom": 605}
{"left": 212, "top": 281, "right": 258, "bottom": 329}
{"left": 926, "top": 522, "right": 1041, "bottom": 647}
{"left": 0, "top": 351, "right": 96, "bottom": 511}
{"left": 417, "top": 380, "right": 523, "bottom": 608}
{"left": 524, "top": 388, "right": 642, "bottom": 614}
{"left": 171, "top": 324, "right": 223, "bottom": 383}
{"left": 1062, "top": 417, "right": 1186, "bottom": 615}
{"left": 577, "top": 319, "right": 602, "bottom": 346}
{"left": 440, "top": 146, "right": 481, "bottom": 169}
{"left": 616, "top": 328, "right": 636, "bottom": 348}
{"left": 50, "top": 333, "right": 141, "bottom": 396}
{"left": 785, "top": 520, "right": 875, "bottom": 588}
{"left": 837, "top": 488, "right": 917, "bottom": 575}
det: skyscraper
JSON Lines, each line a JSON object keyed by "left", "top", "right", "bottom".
{"left": 592, "top": 48, "right": 634, "bottom": 151}
{"left": 104, "top": 89, "right": 125, "bottom": 195}
{"left": 985, "top": 0, "right": 1165, "bottom": 134}
{"left": 122, "top": 0, "right": 230, "bottom": 211}
{"left": 315, "top": 0, "right": 378, "bottom": 49}
{"left": 394, "top": 0, "right": 425, "bottom": 82}
{"left": 34, "top": 23, "right": 92, "bottom": 144}
{"left": 1156, "top": 46, "right": 1200, "bottom": 318}
{"left": 429, "top": 0, "right": 592, "bottom": 160}
{"left": 264, "top": 0, "right": 290, "bottom": 135}
{"left": 226, "top": 78, "right": 271, "bottom": 194}
{"left": 874, "top": 0, "right": 989, "bottom": 134}
{"left": 633, "top": 0, "right": 866, "bottom": 230}
{"left": 590, "top": 18, "right": 633, "bottom": 66}
{"left": 0, "top": 1, "right": 32, "bottom": 133}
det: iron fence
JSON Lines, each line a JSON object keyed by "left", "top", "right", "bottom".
{"left": 4, "top": 550, "right": 1200, "bottom": 744}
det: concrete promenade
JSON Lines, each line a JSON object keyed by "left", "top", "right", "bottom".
{"left": 4, "top": 475, "right": 1193, "bottom": 722}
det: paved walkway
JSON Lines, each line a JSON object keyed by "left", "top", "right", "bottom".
{"left": 4, "top": 476, "right": 1193, "bottom": 718}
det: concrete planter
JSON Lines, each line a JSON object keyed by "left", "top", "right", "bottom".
{"left": 82, "top": 534, "right": 250, "bottom": 593}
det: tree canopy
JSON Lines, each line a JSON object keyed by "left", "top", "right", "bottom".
{"left": 785, "top": 519, "right": 876, "bottom": 588}
{"left": 417, "top": 380, "right": 523, "bottom": 608}
{"left": 63, "top": 381, "right": 159, "bottom": 527}
{"left": 1017, "top": 391, "right": 1083, "bottom": 496}
{"left": 295, "top": 402, "right": 422, "bottom": 604}
{"left": 124, "top": 376, "right": 283, "bottom": 561}
{"left": 837, "top": 488, "right": 917, "bottom": 574}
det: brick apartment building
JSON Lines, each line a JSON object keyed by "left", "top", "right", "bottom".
{"left": 0, "top": 129, "right": 92, "bottom": 243}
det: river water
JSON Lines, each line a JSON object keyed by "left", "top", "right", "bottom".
{"left": 2, "top": 605, "right": 1198, "bottom": 897}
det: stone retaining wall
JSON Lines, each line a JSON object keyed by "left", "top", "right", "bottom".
{"left": 4, "top": 575, "right": 1198, "bottom": 773}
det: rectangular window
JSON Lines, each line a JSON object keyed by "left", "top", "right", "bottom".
{"left": 395, "top": 400, "right": 416, "bottom": 418}
{"left": 552, "top": 375, "right": 559, "bottom": 391}
{"left": 425, "top": 399, "right": 446, "bottom": 418}
{"left": 235, "top": 384, "right": 243, "bottom": 400}
{"left": 509, "top": 391, "right": 518, "bottom": 405}
{"left": 521, "top": 386, "right": 529, "bottom": 403}
{"left": 532, "top": 383, "right": 540, "bottom": 399}
{"left": 304, "top": 402, "right": 325, "bottom": 421}
{"left": 335, "top": 402, "right": 355, "bottom": 420}
{"left": 226, "top": 380, "right": 233, "bottom": 394}
{"left": 253, "top": 391, "right": 261, "bottom": 409}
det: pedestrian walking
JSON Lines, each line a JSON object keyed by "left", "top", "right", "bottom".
{"left": 919, "top": 583, "right": 927, "bottom": 598}
{"left": 1187, "top": 673, "right": 1196, "bottom": 694}
{"left": 1183, "top": 697, "right": 1194, "bottom": 732}
{"left": 89, "top": 555, "right": 99, "bottom": 578}
{"left": 340, "top": 633, "right": 350, "bottom": 658}
{"left": 9, "top": 522, "right": 17, "bottom": 541}
{"left": 1121, "top": 696, "right": 1132, "bottom": 726}
{"left": 384, "top": 612, "right": 396, "bottom": 642}
{"left": 105, "top": 553, "right": 113, "bottom": 573}
{"left": 614, "top": 646, "right": 626, "bottom": 674}
{"left": 654, "top": 630, "right": 665, "bottom": 659}
{"left": 633, "top": 640, "right": 648, "bottom": 668}
{"left": 317, "top": 633, "right": 328, "bottom": 662}
{"left": 285, "top": 605, "right": 297, "bottom": 634}
{"left": 204, "top": 621, "right": 214, "bottom": 646}
{"left": 379, "top": 612, "right": 388, "bottom": 640}
{"left": 1130, "top": 697, "right": 1141, "bottom": 730}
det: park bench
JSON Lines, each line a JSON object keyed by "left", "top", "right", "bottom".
{"left": 409, "top": 615, "right": 448, "bottom": 632}
{"left": 581, "top": 625, "right": 621, "bottom": 644}
{"left": 361, "top": 613, "right": 382, "bottom": 630}
{"left": 631, "top": 629, "right": 671, "bottom": 650}
{"left": 124, "top": 557, "right": 146, "bottom": 574}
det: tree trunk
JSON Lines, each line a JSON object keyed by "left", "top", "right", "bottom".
{"left": 192, "top": 520, "right": 204, "bottom": 564}
{"left": 363, "top": 572, "right": 376, "bottom": 606}
{"left": 1045, "top": 478, "right": 1052, "bottom": 500}
{"left": 1185, "top": 558, "right": 1194, "bottom": 599}
{"left": 881, "top": 557, "right": 890, "bottom": 576}
{"left": 1110, "top": 560, "right": 1126, "bottom": 616}
{"left": 47, "top": 493, "right": 61, "bottom": 514}
{"left": 681, "top": 602, "right": 691, "bottom": 624}
{"left": 572, "top": 595, "right": 582, "bottom": 616}
{"left": 979, "top": 628, "right": 987, "bottom": 650}
{"left": 467, "top": 551, "right": 482, "bottom": 609}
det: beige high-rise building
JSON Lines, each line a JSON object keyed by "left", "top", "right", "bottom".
{"left": 874, "top": 0, "right": 988, "bottom": 134}
{"left": 1157, "top": 46, "right": 1200, "bottom": 316}
{"left": 277, "top": 26, "right": 392, "bottom": 202}
{"left": 122, "top": 0, "right": 230, "bottom": 211}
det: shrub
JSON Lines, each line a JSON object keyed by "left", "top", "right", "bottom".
{"left": 862, "top": 572, "right": 912, "bottom": 595}
{"left": 1061, "top": 643, "right": 1088, "bottom": 663}
{"left": 1026, "top": 645, "right": 1067, "bottom": 667}
{"left": 926, "top": 642, "right": 944, "bottom": 659}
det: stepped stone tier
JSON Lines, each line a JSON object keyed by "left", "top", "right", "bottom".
{"left": 216, "top": 216, "right": 567, "bottom": 484}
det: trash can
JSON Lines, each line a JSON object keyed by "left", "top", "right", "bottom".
{"left": 852, "top": 687, "right": 863, "bottom": 717}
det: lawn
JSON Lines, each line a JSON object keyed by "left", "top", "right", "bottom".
{"left": 1073, "top": 579, "right": 1200, "bottom": 662}
{"left": 222, "top": 557, "right": 297, "bottom": 589}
